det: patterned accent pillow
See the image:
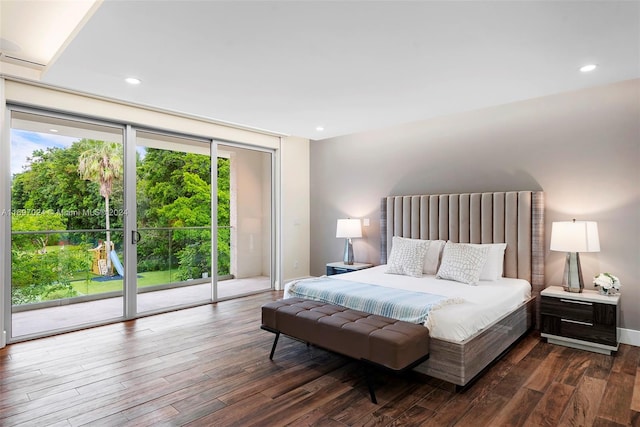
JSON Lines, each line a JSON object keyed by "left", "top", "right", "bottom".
{"left": 436, "top": 241, "right": 490, "bottom": 285}
{"left": 385, "top": 236, "right": 430, "bottom": 278}
{"left": 469, "top": 243, "right": 507, "bottom": 281}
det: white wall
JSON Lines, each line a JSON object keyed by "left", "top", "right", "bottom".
{"left": 309, "top": 79, "right": 640, "bottom": 334}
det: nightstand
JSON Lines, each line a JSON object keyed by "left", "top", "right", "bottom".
{"left": 326, "top": 262, "right": 373, "bottom": 276}
{"left": 540, "top": 285, "right": 619, "bottom": 355}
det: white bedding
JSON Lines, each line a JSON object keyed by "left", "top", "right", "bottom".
{"left": 283, "top": 265, "right": 531, "bottom": 342}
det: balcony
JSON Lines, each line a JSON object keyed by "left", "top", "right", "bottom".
{"left": 10, "top": 226, "right": 271, "bottom": 340}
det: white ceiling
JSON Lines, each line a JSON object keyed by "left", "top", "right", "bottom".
{"left": 2, "top": 1, "right": 639, "bottom": 140}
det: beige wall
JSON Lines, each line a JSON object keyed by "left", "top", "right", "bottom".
{"left": 230, "top": 147, "right": 271, "bottom": 279}
{"left": 281, "top": 136, "right": 311, "bottom": 284}
{"left": 310, "top": 79, "right": 640, "bottom": 332}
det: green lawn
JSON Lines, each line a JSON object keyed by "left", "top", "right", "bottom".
{"left": 19, "top": 244, "right": 211, "bottom": 299}
{"left": 71, "top": 270, "right": 180, "bottom": 296}
{"left": 38, "top": 244, "right": 180, "bottom": 295}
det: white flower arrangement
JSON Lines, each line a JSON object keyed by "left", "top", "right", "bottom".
{"left": 593, "top": 273, "right": 621, "bottom": 293}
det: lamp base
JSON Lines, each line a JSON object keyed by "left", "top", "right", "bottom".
{"left": 343, "top": 238, "right": 354, "bottom": 265}
{"left": 561, "top": 252, "right": 584, "bottom": 293}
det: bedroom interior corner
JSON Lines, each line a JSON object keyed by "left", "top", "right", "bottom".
{"left": 0, "top": 1, "right": 639, "bottom": 424}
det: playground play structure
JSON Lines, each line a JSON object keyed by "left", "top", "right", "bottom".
{"left": 90, "top": 241, "right": 125, "bottom": 277}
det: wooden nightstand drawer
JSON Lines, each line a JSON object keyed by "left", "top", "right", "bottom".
{"left": 540, "top": 296, "right": 593, "bottom": 323}
{"left": 560, "top": 319, "right": 617, "bottom": 347}
{"left": 540, "top": 286, "right": 619, "bottom": 355}
{"left": 542, "top": 315, "right": 617, "bottom": 347}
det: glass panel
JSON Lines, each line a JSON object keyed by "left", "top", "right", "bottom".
{"left": 135, "top": 131, "right": 213, "bottom": 312}
{"left": 9, "top": 111, "right": 124, "bottom": 338}
{"left": 216, "top": 144, "right": 272, "bottom": 299}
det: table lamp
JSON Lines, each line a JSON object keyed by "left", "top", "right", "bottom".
{"left": 550, "top": 219, "right": 600, "bottom": 293}
{"left": 336, "top": 218, "right": 362, "bottom": 265}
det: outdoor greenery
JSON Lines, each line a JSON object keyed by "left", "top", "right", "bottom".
{"left": 11, "top": 245, "right": 91, "bottom": 304}
{"left": 11, "top": 137, "right": 231, "bottom": 305}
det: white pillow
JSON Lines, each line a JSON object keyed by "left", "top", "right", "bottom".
{"left": 422, "top": 239, "right": 446, "bottom": 275}
{"left": 436, "top": 241, "right": 490, "bottom": 285}
{"left": 469, "top": 243, "right": 507, "bottom": 281}
{"left": 386, "top": 236, "right": 430, "bottom": 278}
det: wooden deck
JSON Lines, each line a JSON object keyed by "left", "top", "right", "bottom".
{"left": 1, "top": 291, "right": 638, "bottom": 426}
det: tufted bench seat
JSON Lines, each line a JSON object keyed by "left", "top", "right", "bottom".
{"left": 261, "top": 298, "right": 430, "bottom": 403}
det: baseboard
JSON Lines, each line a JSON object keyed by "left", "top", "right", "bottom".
{"left": 619, "top": 328, "right": 640, "bottom": 347}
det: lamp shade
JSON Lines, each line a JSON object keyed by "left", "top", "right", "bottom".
{"left": 550, "top": 220, "right": 600, "bottom": 253}
{"left": 336, "top": 218, "right": 362, "bottom": 238}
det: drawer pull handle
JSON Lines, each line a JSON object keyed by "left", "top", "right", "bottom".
{"left": 560, "top": 299, "right": 592, "bottom": 306}
{"left": 561, "top": 319, "right": 593, "bottom": 327}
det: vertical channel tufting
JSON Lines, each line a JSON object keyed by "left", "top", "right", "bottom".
{"left": 381, "top": 197, "right": 388, "bottom": 264}
{"left": 394, "top": 197, "right": 403, "bottom": 237}
{"left": 449, "top": 195, "right": 460, "bottom": 243}
{"left": 402, "top": 196, "right": 412, "bottom": 237}
{"left": 459, "top": 194, "right": 470, "bottom": 243}
{"left": 387, "top": 197, "right": 394, "bottom": 260}
{"left": 470, "top": 193, "right": 481, "bottom": 243}
{"left": 411, "top": 196, "right": 421, "bottom": 238}
{"left": 439, "top": 195, "right": 449, "bottom": 240}
{"left": 481, "top": 193, "right": 493, "bottom": 243}
{"left": 429, "top": 196, "right": 439, "bottom": 240}
{"left": 420, "top": 196, "right": 430, "bottom": 240}
{"left": 504, "top": 192, "right": 518, "bottom": 278}
{"left": 493, "top": 192, "right": 506, "bottom": 243}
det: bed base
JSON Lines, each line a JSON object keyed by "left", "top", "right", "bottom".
{"left": 414, "top": 296, "right": 535, "bottom": 386}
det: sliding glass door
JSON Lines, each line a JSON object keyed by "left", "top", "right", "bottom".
{"left": 134, "top": 131, "right": 214, "bottom": 313}
{"left": 216, "top": 143, "right": 273, "bottom": 299}
{"left": 4, "top": 108, "right": 275, "bottom": 342}
{"left": 8, "top": 110, "right": 125, "bottom": 339}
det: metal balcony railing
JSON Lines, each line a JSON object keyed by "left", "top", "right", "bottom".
{"left": 10, "top": 226, "right": 231, "bottom": 308}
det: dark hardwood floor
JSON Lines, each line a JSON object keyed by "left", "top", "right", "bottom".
{"left": 1, "top": 291, "right": 638, "bottom": 426}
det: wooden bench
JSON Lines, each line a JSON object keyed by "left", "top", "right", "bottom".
{"left": 261, "top": 298, "right": 430, "bottom": 403}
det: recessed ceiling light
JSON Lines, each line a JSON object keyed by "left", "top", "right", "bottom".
{"left": 125, "top": 77, "right": 141, "bottom": 85}
{"left": 49, "top": 129, "right": 58, "bottom": 133}
{"left": 316, "top": 126, "right": 324, "bottom": 132}
{"left": 580, "top": 64, "right": 597, "bottom": 73}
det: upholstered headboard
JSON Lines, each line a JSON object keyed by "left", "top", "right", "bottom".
{"left": 380, "top": 191, "right": 544, "bottom": 296}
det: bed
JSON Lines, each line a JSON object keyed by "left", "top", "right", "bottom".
{"left": 286, "top": 191, "right": 544, "bottom": 387}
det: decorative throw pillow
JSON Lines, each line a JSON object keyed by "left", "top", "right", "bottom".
{"left": 422, "top": 239, "right": 446, "bottom": 275}
{"left": 436, "top": 241, "right": 490, "bottom": 285}
{"left": 385, "top": 236, "right": 430, "bottom": 278}
{"left": 469, "top": 243, "right": 507, "bottom": 281}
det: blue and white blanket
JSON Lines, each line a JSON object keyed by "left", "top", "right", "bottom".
{"left": 287, "top": 277, "right": 459, "bottom": 325}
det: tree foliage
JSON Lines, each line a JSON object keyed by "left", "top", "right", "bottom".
{"left": 11, "top": 141, "right": 124, "bottom": 234}
{"left": 11, "top": 246, "right": 90, "bottom": 304}
{"left": 11, "top": 211, "right": 67, "bottom": 252}
{"left": 11, "top": 139, "right": 231, "bottom": 304}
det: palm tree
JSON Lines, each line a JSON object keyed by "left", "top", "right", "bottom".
{"left": 78, "top": 140, "right": 123, "bottom": 275}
